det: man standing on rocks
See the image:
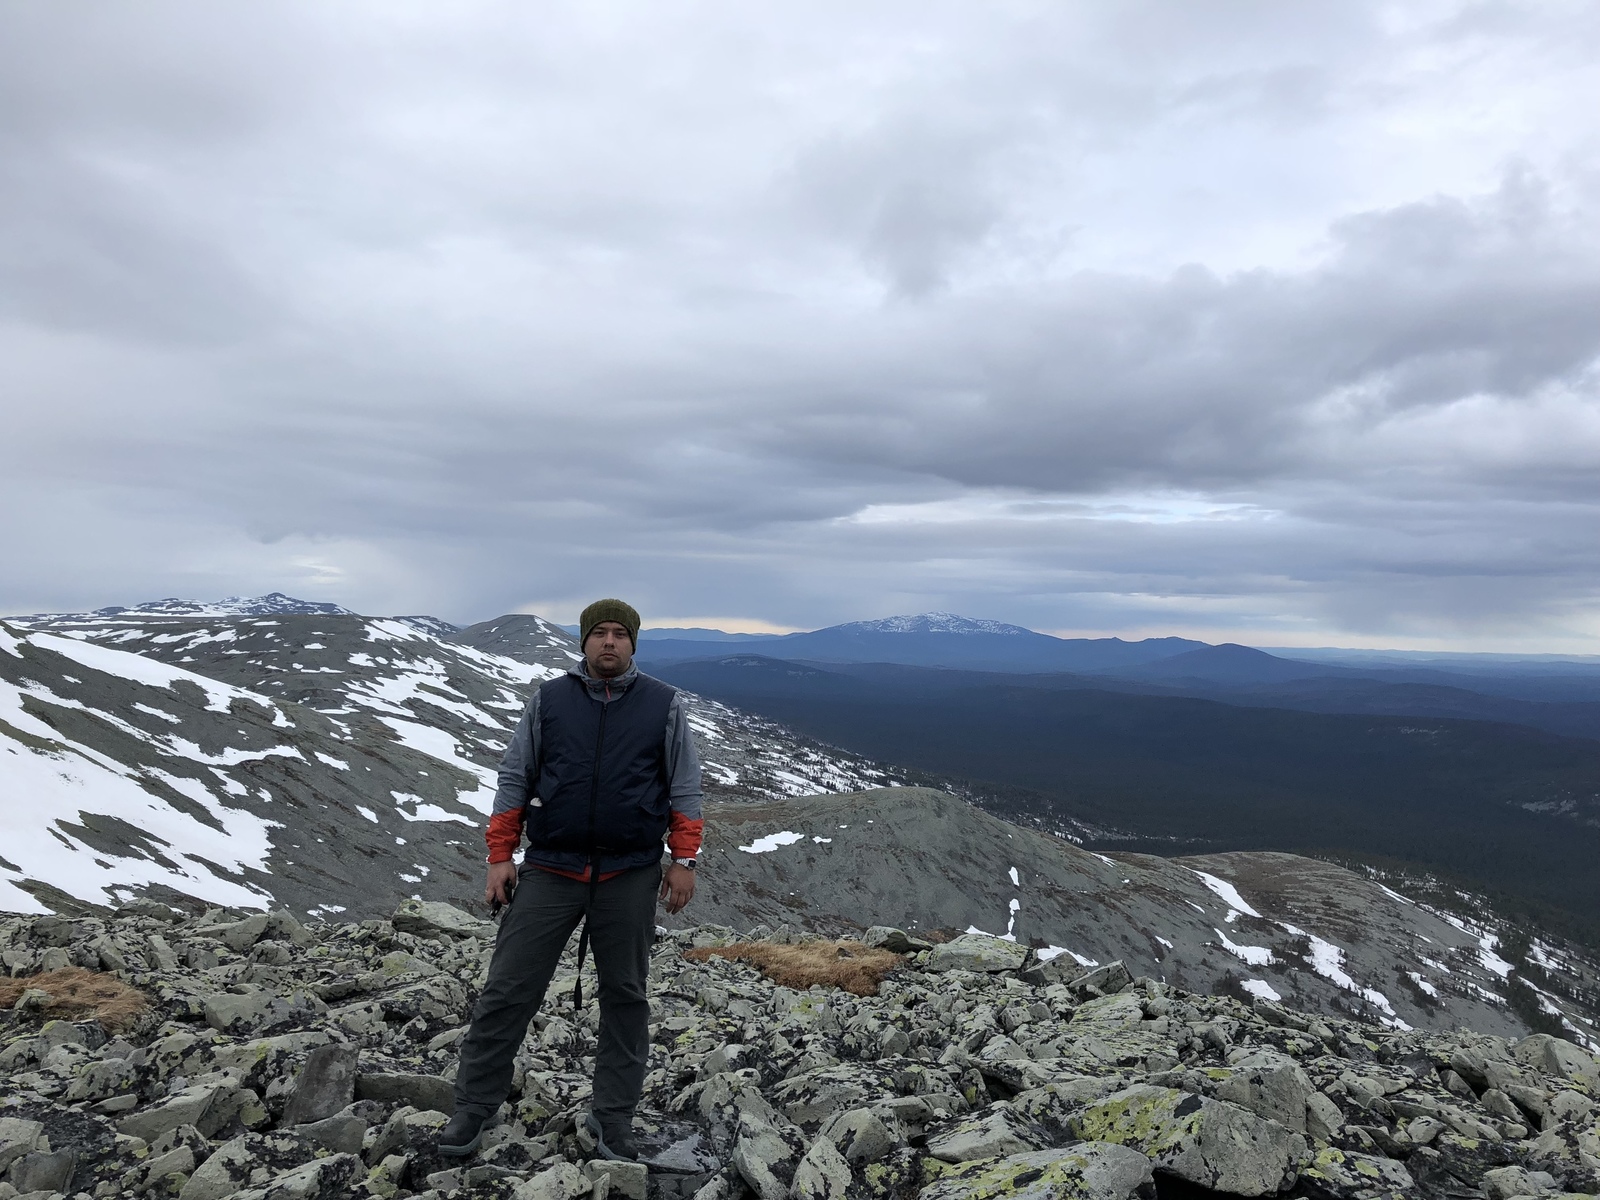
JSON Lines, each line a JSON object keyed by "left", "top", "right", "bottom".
{"left": 440, "top": 599, "right": 703, "bottom": 1162}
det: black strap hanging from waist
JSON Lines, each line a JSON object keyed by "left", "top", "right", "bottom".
{"left": 572, "top": 859, "right": 599, "bottom": 1008}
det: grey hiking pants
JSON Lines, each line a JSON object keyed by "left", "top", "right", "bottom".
{"left": 453, "top": 862, "right": 660, "bottom": 1127}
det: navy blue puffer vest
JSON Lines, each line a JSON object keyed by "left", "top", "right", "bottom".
{"left": 526, "top": 671, "right": 674, "bottom": 870}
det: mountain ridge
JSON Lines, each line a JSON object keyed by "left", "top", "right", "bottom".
{"left": 13, "top": 592, "right": 360, "bottom": 621}
{"left": 4, "top": 598, "right": 1600, "bottom": 1070}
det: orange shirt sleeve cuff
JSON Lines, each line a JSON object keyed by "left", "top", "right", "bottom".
{"left": 486, "top": 809, "right": 526, "bottom": 864}
{"left": 667, "top": 814, "right": 703, "bottom": 860}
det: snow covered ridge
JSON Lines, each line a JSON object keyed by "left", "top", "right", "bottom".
{"left": 0, "top": 605, "right": 906, "bottom": 922}
{"left": 0, "top": 618, "right": 505, "bottom": 919}
{"left": 14, "top": 605, "right": 903, "bottom": 807}
{"left": 830, "top": 612, "right": 1037, "bottom": 636}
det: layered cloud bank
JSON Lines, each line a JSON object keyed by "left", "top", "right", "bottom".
{"left": 3, "top": 2, "right": 1599, "bottom": 648}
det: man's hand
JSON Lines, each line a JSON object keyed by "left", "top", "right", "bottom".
{"left": 485, "top": 861, "right": 518, "bottom": 908}
{"left": 660, "top": 863, "right": 696, "bottom": 914}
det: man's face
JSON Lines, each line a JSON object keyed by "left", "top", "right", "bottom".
{"left": 584, "top": 620, "right": 634, "bottom": 679}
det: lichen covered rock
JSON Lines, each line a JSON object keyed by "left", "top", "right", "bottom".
{"left": 1, "top": 906, "right": 1597, "bottom": 1200}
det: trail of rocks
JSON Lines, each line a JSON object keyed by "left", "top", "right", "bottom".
{"left": 3, "top": 901, "right": 1599, "bottom": 1200}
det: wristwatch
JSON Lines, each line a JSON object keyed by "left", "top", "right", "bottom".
{"left": 671, "top": 857, "right": 697, "bottom": 871}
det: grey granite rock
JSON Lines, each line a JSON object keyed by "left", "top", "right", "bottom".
{"left": 511, "top": 1160, "right": 589, "bottom": 1199}
{"left": 790, "top": 1135, "right": 852, "bottom": 1200}
{"left": 1073, "top": 1085, "right": 1309, "bottom": 1197}
{"left": 280, "top": 1044, "right": 359, "bottom": 1125}
{"left": 391, "top": 900, "right": 492, "bottom": 942}
{"left": 290, "top": 1113, "right": 365, "bottom": 1155}
{"left": 919, "top": 1143, "right": 1155, "bottom": 1200}
{"left": 731, "top": 1109, "right": 800, "bottom": 1200}
{"left": 1515, "top": 1034, "right": 1600, "bottom": 1094}
{"left": 818, "top": 1107, "right": 899, "bottom": 1163}
{"left": 1297, "top": 1146, "right": 1414, "bottom": 1199}
{"left": 1215, "top": 1048, "right": 1314, "bottom": 1133}
{"left": 119, "top": 1083, "right": 230, "bottom": 1141}
{"left": 1306, "top": 1090, "right": 1346, "bottom": 1141}
{"left": 6, "top": 1147, "right": 76, "bottom": 1195}
{"left": 2, "top": 900, "right": 1598, "bottom": 1200}
{"left": 583, "top": 1158, "right": 647, "bottom": 1200}
{"left": 0, "top": 1120, "right": 42, "bottom": 1174}
{"left": 354, "top": 1071, "right": 455, "bottom": 1114}
{"left": 861, "top": 927, "right": 914, "bottom": 953}
{"left": 927, "top": 1106, "right": 1047, "bottom": 1163}
{"left": 227, "top": 1151, "right": 360, "bottom": 1200}
{"left": 176, "top": 1131, "right": 315, "bottom": 1200}
{"left": 926, "top": 933, "right": 1029, "bottom": 974}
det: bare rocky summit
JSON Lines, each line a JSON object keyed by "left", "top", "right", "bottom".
{"left": 3, "top": 902, "right": 1600, "bottom": 1200}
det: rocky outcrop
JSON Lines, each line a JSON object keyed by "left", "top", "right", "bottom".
{"left": 3, "top": 903, "right": 1599, "bottom": 1200}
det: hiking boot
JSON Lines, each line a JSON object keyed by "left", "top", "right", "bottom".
{"left": 437, "top": 1109, "right": 489, "bottom": 1158}
{"left": 583, "top": 1111, "right": 639, "bottom": 1162}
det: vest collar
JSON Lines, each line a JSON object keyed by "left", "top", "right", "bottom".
{"left": 569, "top": 658, "right": 639, "bottom": 700}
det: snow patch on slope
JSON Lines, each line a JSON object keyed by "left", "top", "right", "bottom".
{"left": 739, "top": 831, "right": 806, "bottom": 854}
{"left": 32, "top": 633, "right": 289, "bottom": 726}
{"left": 1190, "top": 869, "right": 1262, "bottom": 918}
{"left": 0, "top": 677, "right": 277, "bottom": 913}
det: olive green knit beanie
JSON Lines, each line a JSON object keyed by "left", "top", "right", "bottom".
{"left": 579, "top": 598, "right": 641, "bottom": 647}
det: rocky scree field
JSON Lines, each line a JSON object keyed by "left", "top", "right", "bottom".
{"left": 2, "top": 901, "right": 1600, "bottom": 1200}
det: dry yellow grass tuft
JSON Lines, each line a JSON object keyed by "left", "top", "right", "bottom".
{"left": 684, "top": 939, "right": 902, "bottom": 996}
{"left": 0, "top": 967, "right": 150, "bottom": 1033}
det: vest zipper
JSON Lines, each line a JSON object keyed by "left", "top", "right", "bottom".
{"left": 574, "top": 688, "right": 609, "bottom": 1008}
{"left": 587, "top": 694, "right": 608, "bottom": 875}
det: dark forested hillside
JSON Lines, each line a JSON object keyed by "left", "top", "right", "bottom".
{"left": 654, "top": 655, "right": 1600, "bottom": 945}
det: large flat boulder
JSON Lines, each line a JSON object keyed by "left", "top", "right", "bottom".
{"left": 920, "top": 1144, "right": 1156, "bottom": 1200}
{"left": 1298, "top": 1146, "right": 1415, "bottom": 1199}
{"left": 1071, "top": 1084, "right": 1307, "bottom": 1197}
{"left": 926, "top": 1106, "right": 1048, "bottom": 1163}
{"left": 925, "top": 933, "right": 1028, "bottom": 974}
{"left": 391, "top": 899, "right": 492, "bottom": 941}
{"left": 354, "top": 1071, "right": 455, "bottom": 1114}
{"left": 1214, "top": 1048, "right": 1315, "bottom": 1134}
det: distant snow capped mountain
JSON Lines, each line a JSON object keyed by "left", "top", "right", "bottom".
{"left": 26, "top": 592, "right": 359, "bottom": 620}
{"left": 831, "top": 612, "right": 1038, "bottom": 636}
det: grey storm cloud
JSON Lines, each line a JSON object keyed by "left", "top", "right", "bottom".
{"left": 2, "top": 1, "right": 1599, "bottom": 647}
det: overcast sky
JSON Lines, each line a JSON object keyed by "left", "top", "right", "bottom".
{"left": 4, "top": 2, "right": 1599, "bottom": 649}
